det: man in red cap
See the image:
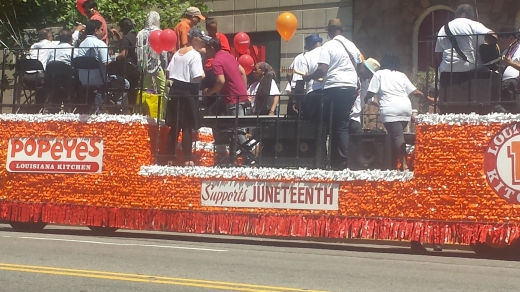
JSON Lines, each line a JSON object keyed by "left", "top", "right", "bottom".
{"left": 82, "top": 0, "right": 108, "bottom": 45}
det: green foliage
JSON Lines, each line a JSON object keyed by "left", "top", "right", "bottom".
{"left": 0, "top": 0, "right": 208, "bottom": 49}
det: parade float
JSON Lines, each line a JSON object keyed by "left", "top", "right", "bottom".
{"left": 0, "top": 112, "right": 519, "bottom": 256}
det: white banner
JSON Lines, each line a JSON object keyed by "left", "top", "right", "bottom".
{"left": 201, "top": 181, "right": 339, "bottom": 210}
{"left": 7, "top": 138, "right": 103, "bottom": 174}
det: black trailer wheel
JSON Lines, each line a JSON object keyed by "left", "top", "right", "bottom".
{"left": 9, "top": 222, "right": 47, "bottom": 232}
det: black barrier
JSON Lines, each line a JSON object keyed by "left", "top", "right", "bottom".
{"left": 157, "top": 93, "right": 333, "bottom": 169}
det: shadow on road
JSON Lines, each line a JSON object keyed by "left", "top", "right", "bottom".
{"left": 1, "top": 225, "right": 519, "bottom": 261}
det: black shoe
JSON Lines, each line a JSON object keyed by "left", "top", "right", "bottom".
{"left": 433, "top": 244, "right": 443, "bottom": 252}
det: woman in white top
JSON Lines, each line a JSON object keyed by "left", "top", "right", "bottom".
{"left": 365, "top": 53, "right": 423, "bottom": 171}
{"left": 248, "top": 62, "right": 280, "bottom": 115}
{"left": 165, "top": 27, "right": 207, "bottom": 166}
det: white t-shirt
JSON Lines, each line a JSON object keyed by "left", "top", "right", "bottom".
{"left": 248, "top": 79, "right": 281, "bottom": 96}
{"left": 351, "top": 79, "right": 370, "bottom": 123}
{"left": 293, "top": 47, "right": 324, "bottom": 94}
{"left": 289, "top": 53, "right": 305, "bottom": 89}
{"left": 318, "top": 35, "right": 362, "bottom": 89}
{"left": 435, "top": 18, "right": 492, "bottom": 73}
{"left": 503, "top": 47, "right": 520, "bottom": 81}
{"left": 367, "top": 69, "right": 415, "bottom": 123}
{"left": 29, "top": 39, "right": 59, "bottom": 71}
{"left": 167, "top": 48, "right": 203, "bottom": 83}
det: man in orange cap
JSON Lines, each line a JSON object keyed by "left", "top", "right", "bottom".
{"left": 174, "top": 7, "right": 205, "bottom": 52}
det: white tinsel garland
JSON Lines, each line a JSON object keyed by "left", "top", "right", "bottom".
{"left": 0, "top": 113, "right": 157, "bottom": 124}
{"left": 139, "top": 166, "right": 413, "bottom": 182}
{"left": 416, "top": 113, "right": 520, "bottom": 125}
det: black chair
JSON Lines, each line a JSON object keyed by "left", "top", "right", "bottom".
{"left": 14, "top": 59, "right": 45, "bottom": 112}
{"left": 72, "top": 56, "right": 107, "bottom": 114}
{"left": 44, "top": 61, "right": 77, "bottom": 113}
{"left": 107, "top": 61, "right": 141, "bottom": 114}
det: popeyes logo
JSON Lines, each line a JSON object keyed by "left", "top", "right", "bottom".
{"left": 484, "top": 124, "right": 520, "bottom": 204}
{"left": 7, "top": 138, "right": 103, "bottom": 174}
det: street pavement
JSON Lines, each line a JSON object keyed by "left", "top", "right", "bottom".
{"left": 0, "top": 224, "right": 519, "bottom": 292}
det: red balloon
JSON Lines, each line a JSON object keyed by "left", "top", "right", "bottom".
{"left": 233, "top": 32, "right": 250, "bottom": 55}
{"left": 159, "top": 29, "right": 177, "bottom": 52}
{"left": 77, "top": 0, "right": 87, "bottom": 16}
{"left": 238, "top": 54, "right": 255, "bottom": 75}
{"left": 148, "top": 30, "right": 163, "bottom": 54}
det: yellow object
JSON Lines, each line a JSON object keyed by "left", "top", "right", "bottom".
{"left": 137, "top": 91, "right": 167, "bottom": 120}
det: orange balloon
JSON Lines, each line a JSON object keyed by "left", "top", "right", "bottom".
{"left": 276, "top": 12, "right": 298, "bottom": 42}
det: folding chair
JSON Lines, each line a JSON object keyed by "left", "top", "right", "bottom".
{"left": 44, "top": 61, "right": 77, "bottom": 113}
{"left": 72, "top": 56, "right": 107, "bottom": 114}
{"left": 106, "top": 61, "right": 141, "bottom": 114}
{"left": 14, "top": 59, "right": 45, "bottom": 113}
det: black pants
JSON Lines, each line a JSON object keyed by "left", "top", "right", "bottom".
{"left": 348, "top": 120, "right": 363, "bottom": 134}
{"left": 22, "top": 72, "right": 46, "bottom": 112}
{"left": 208, "top": 98, "right": 247, "bottom": 152}
{"left": 166, "top": 81, "right": 200, "bottom": 162}
{"left": 322, "top": 87, "right": 357, "bottom": 170}
{"left": 501, "top": 78, "right": 519, "bottom": 113}
{"left": 383, "top": 121, "right": 409, "bottom": 169}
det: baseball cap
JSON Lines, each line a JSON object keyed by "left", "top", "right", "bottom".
{"left": 188, "top": 27, "right": 212, "bottom": 42}
{"left": 186, "top": 7, "right": 205, "bottom": 20}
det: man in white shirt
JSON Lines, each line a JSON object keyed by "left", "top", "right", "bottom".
{"left": 435, "top": 4, "right": 497, "bottom": 73}
{"left": 304, "top": 19, "right": 362, "bottom": 170}
{"left": 26, "top": 29, "right": 58, "bottom": 112}
{"left": 499, "top": 27, "right": 520, "bottom": 113}
{"left": 77, "top": 20, "right": 110, "bottom": 112}
{"left": 29, "top": 29, "right": 58, "bottom": 70}
{"left": 47, "top": 28, "right": 77, "bottom": 66}
{"left": 294, "top": 34, "right": 323, "bottom": 120}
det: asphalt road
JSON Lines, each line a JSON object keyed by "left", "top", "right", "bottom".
{"left": 0, "top": 224, "right": 519, "bottom": 292}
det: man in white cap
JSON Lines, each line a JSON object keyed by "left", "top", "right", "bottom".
{"left": 349, "top": 58, "right": 380, "bottom": 134}
{"left": 174, "top": 7, "right": 205, "bottom": 52}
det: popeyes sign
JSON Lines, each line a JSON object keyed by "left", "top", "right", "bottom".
{"left": 484, "top": 124, "right": 520, "bottom": 204}
{"left": 7, "top": 138, "right": 103, "bottom": 174}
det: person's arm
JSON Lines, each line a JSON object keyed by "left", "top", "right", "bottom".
{"left": 269, "top": 95, "right": 280, "bottom": 115}
{"left": 179, "top": 27, "right": 189, "bottom": 49}
{"left": 503, "top": 55, "right": 520, "bottom": 71}
{"left": 204, "top": 75, "right": 224, "bottom": 96}
{"left": 294, "top": 80, "right": 305, "bottom": 94}
{"left": 238, "top": 65, "right": 247, "bottom": 87}
{"left": 304, "top": 63, "right": 328, "bottom": 82}
{"left": 111, "top": 29, "right": 122, "bottom": 41}
{"left": 409, "top": 89, "right": 424, "bottom": 98}
{"left": 364, "top": 91, "right": 376, "bottom": 103}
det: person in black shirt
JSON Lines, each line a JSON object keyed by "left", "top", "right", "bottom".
{"left": 112, "top": 18, "right": 137, "bottom": 65}
{"left": 111, "top": 18, "right": 139, "bottom": 107}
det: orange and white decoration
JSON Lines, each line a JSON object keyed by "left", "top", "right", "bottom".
{"left": 0, "top": 113, "right": 520, "bottom": 248}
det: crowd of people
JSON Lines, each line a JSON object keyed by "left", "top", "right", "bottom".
{"left": 22, "top": 2, "right": 520, "bottom": 170}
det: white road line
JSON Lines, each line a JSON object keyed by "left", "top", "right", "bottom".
{"left": 3, "top": 236, "right": 10, "bottom": 238}
{"left": 18, "top": 236, "right": 227, "bottom": 252}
